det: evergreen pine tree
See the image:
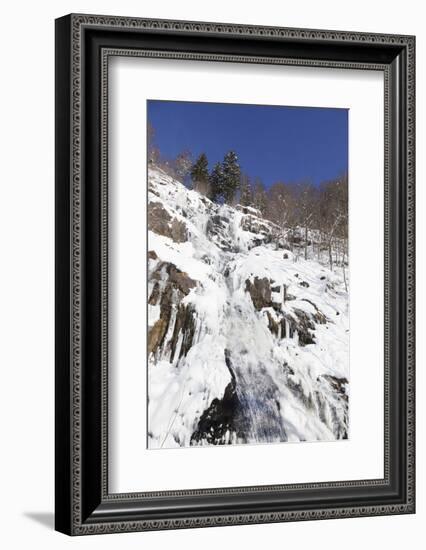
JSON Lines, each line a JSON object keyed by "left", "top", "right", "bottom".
{"left": 253, "top": 178, "right": 267, "bottom": 214}
{"left": 190, "top": 153, "right": 209, "bottom": 194}
{"left": 239, "top": 174, "right": 253, "bottom": 206}
{"left": 222, "top": 151, "right": 241, "bottom": 204}
{"left": 209, "top": 162, "right": 224, "bottom": 202}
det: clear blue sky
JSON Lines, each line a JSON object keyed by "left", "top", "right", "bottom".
{"left": 147, "top": 100, "right": 348, "bottom": 187}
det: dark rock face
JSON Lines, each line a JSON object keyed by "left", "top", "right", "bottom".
{"left": 266, "top": 310, "right": 280, "bottom": 336}
{"left": 270, "top": 311, "right": 314, "bottom": 345}
{"left": 190, "top": 350, "right": 249, "bottom": 446}
{"left": 147, "top": 317, "right": 168, "bottom": 356}
{"left": 205, "top": 214, "right": 234, "bottom": 251}
{"left": 292, "top": 309, "right": 316, "bottom": 346}
{"left": 151, "top": 262, "right": 196, "bottom": 295}
{"left": 239, "top": 214, "right": 282, "bottom": 248}
{"left": 170, "top": 217, "right": 188, "bottom": 243}
{"left": 205, "top": 204, "right": 281, "bottom": 252}
{"left": 148, "top": 201, "right": 188, "bottom": 243}
{"left": 245, "top": 277, "right": 328, "bottom": 346}
{"left": 148, "top": 261, "right": 197, "bottom": 359}
{"left": 148, "top": 281, "right": 160, "bottom": 305}
{"left": 169, "top": 304, "right": 196, "bottom": 363}
{"left": 301, "top": 298, "right": 327, "bottom": 324}
{"left": 321, "top": 375, "right": 349, "bottom": 398}
{"left": 167, "top": 264, "right": 197, "bottom": 295}
{"left": 245, "top": 277, "right": 272, "bottom": 311}
{"left": 190, "top": 381, "right": 246, "bottom": 446}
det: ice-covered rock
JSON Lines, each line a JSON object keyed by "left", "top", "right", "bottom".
{"left": 147, "top": 166, "right": 349, "bottom": 449}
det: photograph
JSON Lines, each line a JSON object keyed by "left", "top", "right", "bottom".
{"left": 52, "top": 9, "right": 415, "bottom": 538}
{"left": 147, "top": 100, "right": 349, "bottom": 449}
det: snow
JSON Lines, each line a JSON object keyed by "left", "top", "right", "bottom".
{"left": 148, "top": 232, "right": 213, "bottom": 282}
{"left": 236, "top": 204, "right": 262, "bottom": 217}
{"left": 147, "top": 166, "right": 349, "bottom": 449}
{"left": 148, "top": 337, "right": 231, "bottom": 448}
{"left": 148, "top": 304, "right": 160, "bottom": 327}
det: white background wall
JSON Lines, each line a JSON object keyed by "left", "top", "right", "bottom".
{"left": 0, "top": 1, "right": 422, "bottom": 548}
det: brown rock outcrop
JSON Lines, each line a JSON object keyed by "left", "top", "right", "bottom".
{"left": 245, "top": 277, "right": 272, "bottom": 311}
{"left": 148, "top": 261, "right": 198, "bottom": 359}
{"left": 148, "top": 201, "right": 188, "bottom": 243}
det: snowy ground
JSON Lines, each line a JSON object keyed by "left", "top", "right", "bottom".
{"left": 147, "top": 166, "right": 349, "bottom": 449}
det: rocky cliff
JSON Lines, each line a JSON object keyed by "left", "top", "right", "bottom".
{"left": 147, "top": 166, "right": 349, "bottom": 449}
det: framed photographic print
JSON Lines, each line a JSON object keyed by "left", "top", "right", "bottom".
{"left": 55, "top": 14, "right": 415, "bottom": 535}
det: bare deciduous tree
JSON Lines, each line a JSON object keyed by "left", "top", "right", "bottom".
{"left": 174, "top": 150, "right": 193, "bottom": 183}
{"left": 252, "top": 178, "right": 267, "bottom": 215}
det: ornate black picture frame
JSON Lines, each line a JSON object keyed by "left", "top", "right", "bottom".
{"left": 55, "top": 13, "right": 415, "bottom": 535}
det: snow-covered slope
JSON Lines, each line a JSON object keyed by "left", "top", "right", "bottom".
{"left": 147, "top": 166, "right": 349, "bottom": 449}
